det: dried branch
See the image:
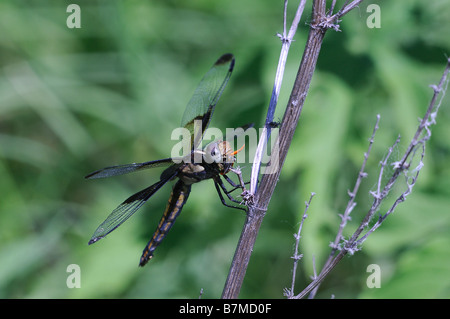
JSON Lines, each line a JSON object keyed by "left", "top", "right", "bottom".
{"left": 250, "top": 0, "right": 307, "bottom": 195}
{"left": 356, "top": 59, "right": 450, "bottom": 245}
{"left": 293, "top": 57, "right": 450, "bottom": 299}
{"left": 222, "top": 0, "right": 364, "bottom": 299}
{"left": 308, "top": 114, "right": 380, "bottom": 298}
{"left": 222, "top": 0, "right": 311, "bottom": 299}
{"left": 284, "top": 193, "right": 315, "bottom": 299}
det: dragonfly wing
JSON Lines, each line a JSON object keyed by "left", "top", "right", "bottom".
{"left": 88, "top": 169, "right": 178, "bottom": 244}
{"left": 85, "top": 158, "right": 174, "bottom": 179}
{"left": 181, "top": 54, "right": 235, "bottom": 150}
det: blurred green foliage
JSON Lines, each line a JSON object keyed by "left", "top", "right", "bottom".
{"left": 0, "top": 0, "right": 449, "bottom": 298}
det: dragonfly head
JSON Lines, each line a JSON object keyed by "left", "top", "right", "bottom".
{"left": 203, "top": 140, "right": 245, "bottom": 166}
{"left": 203, "top": 141, "right": 226, "bottom": 164}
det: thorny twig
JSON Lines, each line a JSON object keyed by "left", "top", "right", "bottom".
{"left": 290, "top": 58, "right": 450, "bottom": 299}
{"left": 249, "top": 0, "right": 307, "bottom": 196}
{"left": 315, "top": 0, "right": 364, "bottom": 32}
{"left": 308, "top": 114, "right": 380, "bottom": 298}
{"left": 222, "top": 0, "right": 308, "bottom": 299}
{"left": 223, "top": 0, "right": 399, "bottom": 299}
{"left": 284, "top": 192, "right": 315, "bottom": 298}
{"left": 356, "top": 60, "right": 450, "bottom": 245}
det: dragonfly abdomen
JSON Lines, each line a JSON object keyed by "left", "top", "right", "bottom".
{"left": 139, "top": 180, "right": 191, "bottom": 267}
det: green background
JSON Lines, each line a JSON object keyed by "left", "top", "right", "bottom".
{"left": 1, "top": 0, "right": 449, "bottom": 298}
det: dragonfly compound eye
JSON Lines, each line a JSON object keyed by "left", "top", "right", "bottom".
{"left": 203, "top": 143, "right": 223, "bottom": 164}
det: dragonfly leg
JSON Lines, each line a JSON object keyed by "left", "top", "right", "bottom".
{"left": 229, "top": 167, "right": 247, "bottom": 189}
{"left": 222, "top": 174, "right": 240, "bottom": 188}
{"left": 222, "top": 171, "right": 250, "bottom": 193}
{"left": 214, "top": 177, "right": 247, "bottom": 212}
{"left": 222, "top": 174, "right": 250, "bottom": 190}
{"left": 226, "top": 168, "right": 257, "bottom": 209}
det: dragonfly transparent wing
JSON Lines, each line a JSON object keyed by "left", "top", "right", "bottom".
{"left": 181, "top": 54, "right": 235, "bottom": 150}
{"left": 88, "top": 170, "right": 177, "bottom": 244}
{"left": 85, "top": 158, "right": 174, "bottom": 179}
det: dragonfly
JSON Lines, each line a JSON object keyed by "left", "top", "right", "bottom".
{"left": 85, "top": 53, "right": 248, "bottom": 267}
